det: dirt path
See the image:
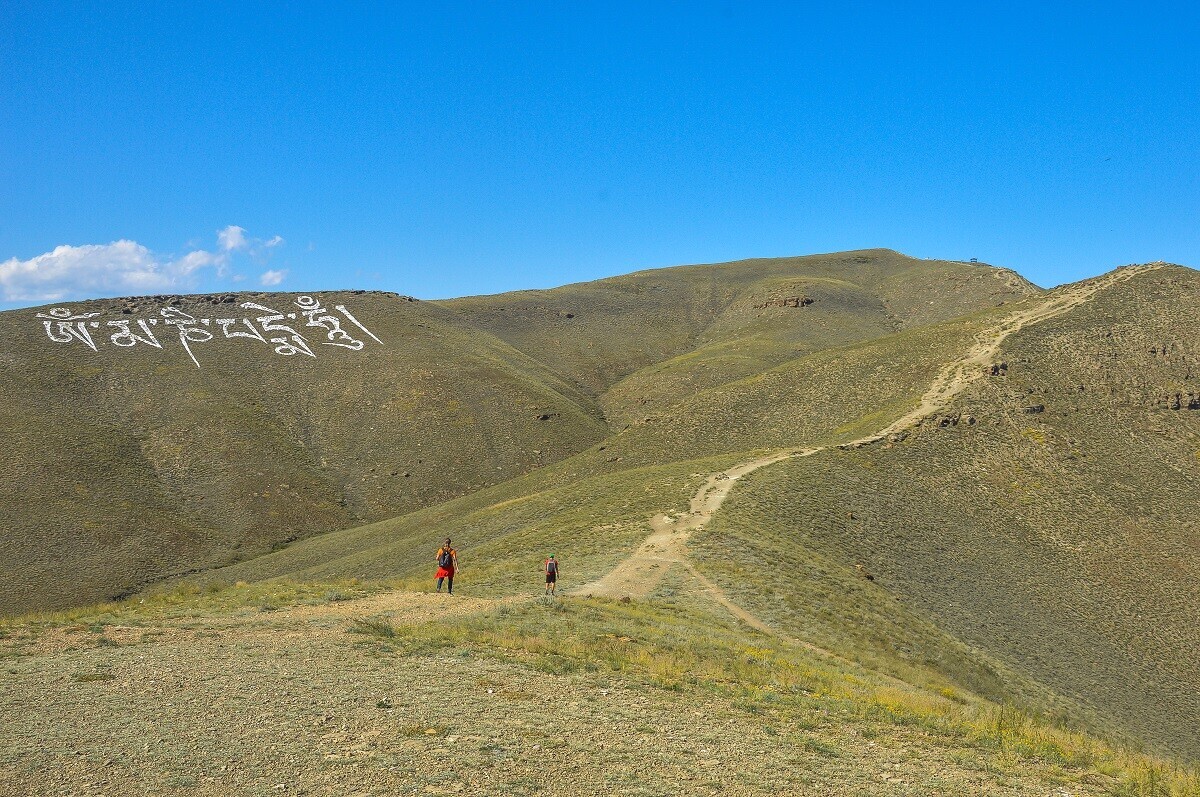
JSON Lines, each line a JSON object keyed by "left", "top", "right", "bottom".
{"left": 573, "top": 265, "right": 1160, "bottom": 616}
{"left": 861, "top": 264, "right": 1160, "bottom": 447}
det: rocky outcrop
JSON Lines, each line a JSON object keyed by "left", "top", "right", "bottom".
{"left": 1160, "top": 392, "right": 1200, "bottom": 410}
{"left": 755, "top": 296, "right": 814, "bottom": 309}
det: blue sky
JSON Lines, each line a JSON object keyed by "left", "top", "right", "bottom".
{"left": 1, "top": 1, "right": 1197, "bottom": 308}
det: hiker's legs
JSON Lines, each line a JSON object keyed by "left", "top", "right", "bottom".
{"left": 436, "top": 577, "right": 444, "bottom": 592}
{"left": 447, "top": 575, "right": 453, "bottom": 594}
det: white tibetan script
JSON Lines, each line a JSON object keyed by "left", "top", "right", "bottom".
{"left": 36, "top": 296, "right": 384, "bottom": 368}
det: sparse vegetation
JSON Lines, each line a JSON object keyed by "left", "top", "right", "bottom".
{"left": 1, "top": 255, "right": 1197, "bottom": 793}
{"left": 2, "top": 250, "right": 1033, "bottom": 615}
{"left": 348, "top": 616, "right": 400, "bottom": 639}
{"left": 70, "top": 671, "right": 116, "bottom": 683}
{"left": 6, "top": 588, "right": 1194, "bottom": 794}
{"left": 688, "top": 268, "right": 1200, "bottom": 760}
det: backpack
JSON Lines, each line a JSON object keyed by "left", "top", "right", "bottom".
{"left": 546, "top": 559, "right": 557, "bottom": 575}
{"left": 438, "top": 548, "right": 453, "bottom": 569}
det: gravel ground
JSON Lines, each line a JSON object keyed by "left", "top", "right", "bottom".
{"left": 1, "top": 592, "right": 1109, "bottom": 796}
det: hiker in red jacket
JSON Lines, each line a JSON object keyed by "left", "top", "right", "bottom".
{"left": 435, "top": 538, "right": 459, "bottom": 595}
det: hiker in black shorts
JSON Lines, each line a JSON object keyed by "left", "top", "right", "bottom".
{"left": 544, "top": 555, "right": 559, "bottom": 596}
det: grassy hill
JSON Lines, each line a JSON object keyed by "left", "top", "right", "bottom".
{"left": 439, "top": 248, "right": 1037, "bottom": 406}
{"left": 687, "top": 265, "right": 1200, "bottom": 760}
{"left": 176, "top": 265, "right": 1199, "bottom": 766}
{"left": 0, "top": 250, "right": 1034, "bottom": 615}
{"left": 199, "top": 308, "right": 1006, "bottom": 591}
{"left": 0, "top": 290, "right": 609, "bottom": 614}
{"left": 3, "top": 251, "right": 1198, "bottom": 790}
{"left": 176, "top": 298, "right": 1032, "bottom": 599}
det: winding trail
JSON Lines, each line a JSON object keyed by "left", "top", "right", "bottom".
{"left": 572, "top": 266, "right": 1160, "bottom": 620}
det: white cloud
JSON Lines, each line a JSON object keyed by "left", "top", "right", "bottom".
{"left": 1, "top": 240, "right": 178, "bottom": 302}
{"left": 173, "top": 248, "right": 221, "bottom": 276}
{"left": 0, "top": 226, "right": 285, "bottom": 303}
{"left": 259, "top": 269, "right": 288, "bottom": 287}
{"left": 217, "top": 225, "right": 248, "bottom": 252}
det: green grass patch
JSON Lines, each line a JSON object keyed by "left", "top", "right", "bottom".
{"left": 71, "top": 671, "right": 116, "bottom": 683}
{"left": 0, "top": 577, "right": 393, "bottom": 629}
{"left": 348, "top": 617, "right": 402, "bottom": 639}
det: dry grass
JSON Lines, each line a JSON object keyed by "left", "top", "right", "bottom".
{"left": 2, "top": 575, "right": 1196, "bottom": 795}
{"left": 351, "top": 594, "right": 1200, "bottom": 795}
{"left": 4, "top": 256, "right": 1197, "bottom": 791}
{"left": 0, "top": 577, "right": 390, "bottom": 630}
{"left": 690, "top": 267, "right": 1200, "bottom": 761}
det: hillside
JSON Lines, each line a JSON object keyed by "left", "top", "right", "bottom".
{"left": 0, "top": 290, "right": 609, "bottom": 615}
{"left": 440, "top": 248, "right": 1037, "bottom": 408}
{"left": 3, "top": 256, "right": 1199, "bottom": 794}
{"left": 0, "top": 250, "right": 1034, "bottom": 615}
{"left": 692, "top": 264, "right": 1200, "bottom": 759}
{"left": 185, "top": 264, "right": 1199, "bottom": 765}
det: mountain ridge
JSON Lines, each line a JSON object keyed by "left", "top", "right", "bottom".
{"left": 1, "top": 249, "right": 1035, "bottom": 615}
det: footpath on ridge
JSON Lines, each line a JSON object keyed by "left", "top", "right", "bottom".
{"left": 571, "top": 265, "right": 1160, "bottom": 633}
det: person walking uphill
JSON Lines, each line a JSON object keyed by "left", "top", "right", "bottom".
{"left": 544, "top": 555, "right": 559, "bottom": 596}
{"left": 435, "top": 538, "right": 459, "bottom": 595}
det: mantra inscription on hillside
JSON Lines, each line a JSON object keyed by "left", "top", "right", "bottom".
{"left": 35, "top": 295, "right": 384, "bottom": 368}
